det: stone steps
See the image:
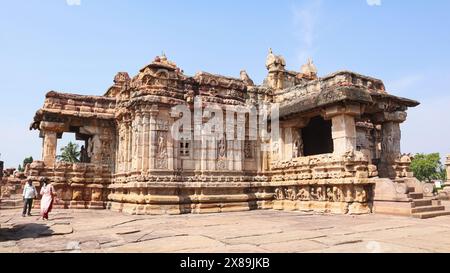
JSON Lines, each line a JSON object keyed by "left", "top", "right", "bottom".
{"left": 411, "top": 199, "right": 433, "bottom": 207}
{"left": 0, "top": 198, "right": 23, "bottom": 210}
{"left": 411, "top": 205, "right": 446, "bottom": 214}
{"left": 412, "top": 211, "right": 450, "bottom": 219}
{"left": 408, "top": 186, "right": 449, "bottom": 219}
{"left": 408, "top": 192, "right": 424, "bottom": 200}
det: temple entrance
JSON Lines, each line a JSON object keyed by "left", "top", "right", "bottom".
{"left": 301, "top": 116, "right": 333, "bottom": 156}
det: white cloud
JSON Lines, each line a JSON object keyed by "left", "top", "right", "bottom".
{"left": 367, "top": 0, "right": 382, "bottom": 6}
{"left": 66, "top": 0, "right": 81, "bottom": 6}
{"left": 292, "top": 0, "right": 322, "bottom": 65}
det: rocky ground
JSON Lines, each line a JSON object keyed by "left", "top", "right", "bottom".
{"left": 1, "top": 208, "right": 450, "bottom": 253}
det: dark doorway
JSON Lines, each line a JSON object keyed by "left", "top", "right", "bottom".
{"left": 302, "top": 116, "right": 334, "bottom": 156}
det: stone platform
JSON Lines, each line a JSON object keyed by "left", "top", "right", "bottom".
{"left": 1, "top": 209, "right": 450, "bottom": 253}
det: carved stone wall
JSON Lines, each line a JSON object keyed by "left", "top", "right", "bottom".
{"left": 270, "top": 152, "right": 376, "bottom": 214}
{"left": 27, "top": 161, "right": 111, "bottom": 209}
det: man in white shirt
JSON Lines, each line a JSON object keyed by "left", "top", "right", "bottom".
{"left": 22, "top": 179, "right": 38, "bottom": 217}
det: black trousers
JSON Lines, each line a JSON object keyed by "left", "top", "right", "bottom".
{"left": 22, "top": 198, "right": 33, "bottom": 215}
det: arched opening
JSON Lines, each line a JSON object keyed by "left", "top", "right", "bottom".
{"left": 301, "top": 116, "right": 334, "bottom": 156}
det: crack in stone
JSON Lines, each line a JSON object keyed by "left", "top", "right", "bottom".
{"left": 341, "top": 224, "right": 414, "bottom": 236}
{"left": 109, "top": 219, "right": 147, "bottom": 228}
{"left": 223, "top": 230, "right": 284, "bottom": 240}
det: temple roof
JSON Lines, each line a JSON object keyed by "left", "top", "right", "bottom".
{"left": 277, "top": 71, "right": 420, "bottom": 119}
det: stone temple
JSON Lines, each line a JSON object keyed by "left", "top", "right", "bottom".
{"left": 26, "top": 50, "right": 449, "bottom": 218}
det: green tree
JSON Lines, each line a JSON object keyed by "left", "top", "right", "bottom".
{"left": 57, "top": 142, "right": 81, "bottom": 163}
{"left": 410, "top": 153, "right": 446, "bottom": 183}
{"left": 22, "top": 156, "right": 33, "bottom": 168}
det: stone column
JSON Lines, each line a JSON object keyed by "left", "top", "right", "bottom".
{"left": 233, "top": 140, "right": 243, "bottom": 171}
{"left": 39, "top": 121, "right": 65, "bottom": 168}
{"left": 375, "top": 111, "right": 407, "bottom": 179}
{"left": 42, "top": 131, "right": 58, "bottom": 167}
{"left": 117, "top": 123, "right": 124, "bottom": 173}
{"left": 278, "top": 128, "right": 285, "bottom": 160}
{"left": 443, "top": 155, "right": 450, "bottom": 190}
{"left": 324, "top": 105, "right": 362, "bottom": 155}
{"left": 131, "top": 118, "right": 138, "bottom": 172}
{"left": 142, "top": 113, "right": 150, "bottom": 172}
{"left": 208, "top": 137, "right": 216, "bottom": 171}
{"left": 136, "top": 112, "right": 144, "bottom": 172}
{"left": 283, "top": 127, "right": 293, "bottom": 160}
{"left": 446, "top": 155, "right": 450, "bottom": 182}
{"left": 167, "top": 124, "right": 174, "bottom": 171}
{"left": 148, "top": 108, "right": 158, "bottom": 170}
{"left": 126, "top": 122, "right": 132, "bottom": 173}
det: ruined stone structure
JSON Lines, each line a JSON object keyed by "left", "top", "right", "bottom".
{"left": 28, "top": 50, "right": 445, "bottom": 217}
{"left": 440, "top": 155, "right": 450, "bottom": 199}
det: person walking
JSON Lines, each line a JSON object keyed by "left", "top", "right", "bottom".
{"left": 39, "top": 178, "right": 56, "bottom": 220}
{"left": 22, "top": 179, "right": 38, "bottom": 217}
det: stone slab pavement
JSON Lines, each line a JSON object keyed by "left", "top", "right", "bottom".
{"left": 1, "top": 208, "right": 450, "bottom": 253}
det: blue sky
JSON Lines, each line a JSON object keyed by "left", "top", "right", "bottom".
{"left": 0, "top": 0, "right": 450, "bottom": 168}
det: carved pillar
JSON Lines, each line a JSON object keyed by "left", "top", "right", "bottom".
{"left": 126, "top": 122, "right": 132, "bottom": 173}
{"left": 324, "top": 104, "right": 362, "bottom": 155}
{"left": 167, "top": 121, "right": 174, "bottom": 171}
{"left": 148, "top": 108, "right": 158, "bottom": 170}
{"left": 117, "top": 123, "right": 124, "bottom": 173}
{"left": 142, "top": 112, "right": 150, "bottom": 172}
{"left": 42, "top": 131, "right": 58, "bottom": 167}
{"left": 136, "top": 111, "right": 144, "bottom": 172}
{"left": 283, "top": 127, "right": 292, "bottom": 161}
{"left": 278, "top": 128, "right": 285, "bottom": 161}
{"left": 200, "top": 137, "right": 208, "bottom": 172}
{"left": 131, "top": 118, "right": 138, "bottom": 172}
{"left": 234, "top": 140, "right": 243, "bottom": 171}
{"left": 375, "top": 111, "right": 407, "bottom": 179}
{"left": 208, "top": 137, "right": 216, "bottom": 171}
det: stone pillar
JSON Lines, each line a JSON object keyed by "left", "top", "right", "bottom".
{"left": 39, "top": 121, "right": 65, "bottom": 168}
{"left": 283, "top": 127, "right": 293, "bottom": 160}
{"left": 117, "top": 123, "right": 124, "bottom": 173}
{"left": 131, "top": 118, "right": 138, "bottom": 172}
{"left": 208, "top": 137, "right": 216, "bottom": 171}
{"left": 375, "top": 111, "right": 407, "bottom": 179}
{"left": 200, "top": 137, "right": 208, "bottom": 172}
{"left": 142, "top": 113, "right": 150, "bottom": 172}
{"left": 446, "top": 155, "right": 450, "bottom": 182}
{"left": 278, "top": 128, "right": 285, "bottom": 161}
{"left": 126, "top": 122, "right": 132, "bottom": 173}
{"left": 136, "top": 112, "right": 144, "bottom": 172}
{"left": 167, "top": 124, "right": 174, "bottom": 171}
{"left": 444, "top": 155, "right": 450, "bottom": 189}
{"left": 148, "top": 108, "right": 158, "bottom": 170}
{"left": 42, "top": 131, "right": 58, "bottom": 167}
{"left": 233, "top": 140, "right": 243, "bottom": 171}
{"left": 324, "top": 105, "right": 362, "bottom": 155}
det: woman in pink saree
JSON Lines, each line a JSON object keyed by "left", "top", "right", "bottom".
{"left": 40, "top": 178, "right": 56, "bottom": 220}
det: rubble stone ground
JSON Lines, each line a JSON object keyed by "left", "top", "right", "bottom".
{"left": 1, "top": 208, "right": 450, "bottom": 253}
